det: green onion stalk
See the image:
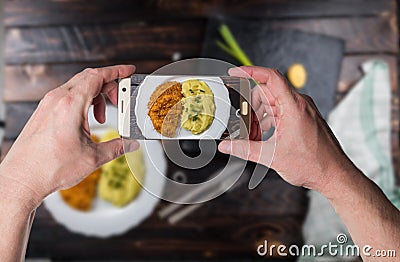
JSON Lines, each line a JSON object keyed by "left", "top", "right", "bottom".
{"left": 216, "top": 24, "right": 253, "bottom": 66}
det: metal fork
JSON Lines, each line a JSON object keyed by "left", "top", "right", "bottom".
{"left": 158, "top": 161, "right": 247, "bottom": 224}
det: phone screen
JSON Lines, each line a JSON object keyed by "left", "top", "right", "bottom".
{"left": 118, "top": 74, "right": 251, "bottom": 140}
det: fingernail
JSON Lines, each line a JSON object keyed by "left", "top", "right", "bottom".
{"left": 218, "top": 141, "right": 232, "bottom": 154}
{"left": 228, "top": 67, "right": 241, "bottom": 75}
{"left": 126, "top": 140, "right": 139, "bottom": 152}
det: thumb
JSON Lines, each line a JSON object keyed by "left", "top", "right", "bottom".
{"left": 218, "top": 139, "right": 259, "bottom": 162}
{"left": 218, "top": 139, "right": 275, "bottom": 166}
{"left": 95, "top": 138, "right": 139, "bottom": 166}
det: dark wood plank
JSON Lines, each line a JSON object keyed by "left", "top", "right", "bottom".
{"left": 27, "top": 175, "right": 306, "bottom": 260}
{"left": 4, "top": 103, "right": 37, "bottom": 140}
{"left": 0, "top": 0, "right": 397, "bottom": 260}
{"left": 3, "top": 60, "right": 170, "bottom": 101}
{"left": 4, "top": 22, "right": 205, "bottom": 64}
{"left": 338, "top": 55, "right": 398, "bottom": 96}
{"left": 2, "top": 104, "right": 307, "bottom": 260}
{"left": 277, "top": 16, "right": 398, "bottom": 55}
{"left": 4, "top": 15, "right": 397, "bottom": 65}
{"left": 2, "top": 104, "right": 306, "bottom": 259}
{"left": 394, "top": 93, "right": 400, "bottom": 186}
{"left": 3, "top": 55, "right": 395, "bottom": 102}
{"left": 1, "top": 139, "right": 14, "bottom": 161}
{"left": 4, "top": 0, "right": 395, "bottom": 27}
{"left": 4, "top": 55, "right": 399, "bottom": 183}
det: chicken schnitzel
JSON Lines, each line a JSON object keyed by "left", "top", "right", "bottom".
{"left": 147, "top": 81, "right": 183, "bottom": 137}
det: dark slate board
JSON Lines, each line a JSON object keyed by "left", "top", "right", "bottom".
{"left": 202, "top": 17, "right": 345, "bottom": 119}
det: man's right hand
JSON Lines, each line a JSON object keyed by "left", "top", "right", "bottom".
{"left": 218, "top": 66, "right": 358, "bottom": 197}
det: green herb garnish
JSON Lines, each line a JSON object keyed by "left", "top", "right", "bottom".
{"left": 216, "top": 24, "right": 253, "bottom": 66}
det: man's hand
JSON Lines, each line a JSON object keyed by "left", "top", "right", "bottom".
{"left": 218, "top": 66, "right": 400, "bottom": 261}
{"left": 218, "top": 66, "right": 357, "bottom": 196}
{"left": 0, "top": 65, "right": 138, "bottom": 210}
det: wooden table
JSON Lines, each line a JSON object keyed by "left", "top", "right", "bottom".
{"left": 1, "top": 0, "right": 399, "bottom": 260}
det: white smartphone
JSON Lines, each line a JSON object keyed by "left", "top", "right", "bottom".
{"left": 118, "top": 74, "right": 252, "bottom": 140}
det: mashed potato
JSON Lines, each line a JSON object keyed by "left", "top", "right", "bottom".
{"left": 181, "top": 79, "right": 215, "bottom": 134}
{"left": 98, "top": 130, "right": 145, "bottom": 207}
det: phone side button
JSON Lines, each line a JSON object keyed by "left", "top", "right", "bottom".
{"left": 241, "top": 101, "right": 248, "bottom": 116}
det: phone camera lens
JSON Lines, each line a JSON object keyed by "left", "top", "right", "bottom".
{"left": 122, "top": 87, "right": 127, "bottom": 92}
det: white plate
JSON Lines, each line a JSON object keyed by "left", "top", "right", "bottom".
{"left": 135, "top": 76, "right": 231, "bottom": 139}
{"left": 44, "top": 105, "right": 167, "bottom": 238}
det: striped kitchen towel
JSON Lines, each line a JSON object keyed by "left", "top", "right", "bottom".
{"left": 300, "top": 60, "right": 400, "bottom": 261}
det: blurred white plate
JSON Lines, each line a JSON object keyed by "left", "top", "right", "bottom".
{"left": 44, "top": 105, "right": 167, "bottom": 238}
{"left": 135, "top": 75, "right": 231, "bottom": 139}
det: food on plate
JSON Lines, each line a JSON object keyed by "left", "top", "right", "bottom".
{"left": 148, "top": 81, "right": 183, "bottom": 137}
{"left": 98, "top": 130, "right": 145, "bottom": 207}
{"left": 146, "top": 78, "right": 216, "bottom": 136}
{"left": 59, "top": 135, "right": 101, "bottom": 211}
{"left": 181, "top": 79, "right": 215, "bottom": 134}
{"left": 287, "top": 63, "right": 307, "bottom": 89}
{"left": 59, "top": 169, "right": 101, "bottom": 211}
{"left": 59, "top": 130, "right": 146, "bottom": 211}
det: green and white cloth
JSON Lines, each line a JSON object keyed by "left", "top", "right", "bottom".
{"left": 300, "top": 60, "right": 400, "bottom": 261}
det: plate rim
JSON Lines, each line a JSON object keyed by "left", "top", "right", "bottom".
{"left": 135, "top": 75, "right": 231, "bottom": 139}
{"left": 43, "top": 105, "right": 167, "bottom": 238}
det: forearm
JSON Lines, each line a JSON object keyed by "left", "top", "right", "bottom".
{"left": 0, "top": 168, "right": 39, "bottom": 261}
{"left": 322, "top": 165, "right": 400, "bottom": 261}
{"left": 0, "top": 64, "right": 134, "bottom": 261}
{"left": 0, "top": 206, "right": 35, "bottom": 261}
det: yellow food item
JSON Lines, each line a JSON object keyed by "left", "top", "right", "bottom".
{"left": 98, "top": 130, "right": 145, "bottom": 207}
{"left": 181, "top": 79, "right": 215, "bottom": 134}
{"left": 60, "top": 135, "right": 100, "bottom": 211}
{"left": 287, "top": 63, "right": 307, "bottom": 89}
